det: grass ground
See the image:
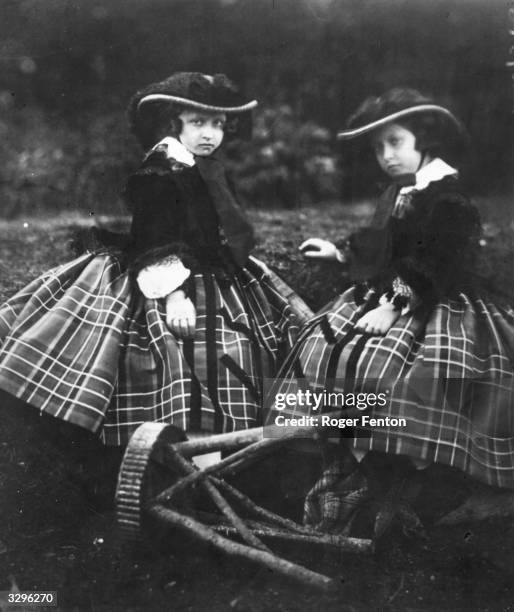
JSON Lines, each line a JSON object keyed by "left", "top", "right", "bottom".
{"left": 0, "top": 198, "right": 513, "bottom": 611}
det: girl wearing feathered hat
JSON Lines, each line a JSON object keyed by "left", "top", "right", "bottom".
{"left": 0, "top": 72, "right": 307, "bottom": 453}
{"left": 267, "top": 88, "right": 514, "bottom": 534}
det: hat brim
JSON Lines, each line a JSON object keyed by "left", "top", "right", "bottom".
{"left": 337, "top": 104, "right": 465, "bottom": 140}
{"left": 137, "top": 93, "right": 258, "bottom": 114}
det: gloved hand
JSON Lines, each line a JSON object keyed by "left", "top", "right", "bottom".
{"left": 165, "top": 290, "right": 196, "bottom": 339}
{"left": 299, "top": 238, "right": 345, "bottom": 262}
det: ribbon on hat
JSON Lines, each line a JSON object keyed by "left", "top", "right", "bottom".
{"left": 195, "top": 156, "right": 255, "bottom": 267}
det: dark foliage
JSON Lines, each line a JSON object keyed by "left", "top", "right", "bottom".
{"left": 0, "top": 0, "right": 511, "bottom": 218}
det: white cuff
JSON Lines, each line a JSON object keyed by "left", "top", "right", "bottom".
{"left": 137, "top": 257, "right": 191, "bottom": 299}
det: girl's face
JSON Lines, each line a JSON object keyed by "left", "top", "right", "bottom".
{"left": 178, "top": 110, "right": 226, "bottom": 156}
{"left": 372, "top": 123, "right": 427, "bottom": 177}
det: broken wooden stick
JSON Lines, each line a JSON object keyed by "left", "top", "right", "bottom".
{"left": 212, "top": 477, "right": 309, "bottom": 534}
{"left": 163, "top": 443, "right": 270, "bottom": 553}
{"left": 172, "top": 407, "right": 363, "bottom": 458}
{"left": 154, "top": 408, "right": 365, "bottom": 504}
{"left": 189, "top": 510, "right": 372, "bottom": 553}
{"left": 212, "top": 522, "right": 373, "bottom": 553}
{"left": 153, "top": 437, "right": 285, "bottom": 504}
{"left": 173, "top": 428, "right": 297, "bottom": 461}
{"left": 147, "top": 504, "right": 335, "bottom": 592}
{"left": 172, "top": 427, "right": 267, "bottom": 457}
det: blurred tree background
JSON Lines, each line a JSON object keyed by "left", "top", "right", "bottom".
{"left": 0, "top": 0, "right": 511, "bottom": 217}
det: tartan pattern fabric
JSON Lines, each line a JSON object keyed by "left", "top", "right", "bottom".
{"left": 0, "top": 253, "right": 299, "bottom": 445}
{"left": 303, "top": 460, "right": 366, "bottom": 531}
{"left": 266, "top": 285, "right": 514, "bottom": 489}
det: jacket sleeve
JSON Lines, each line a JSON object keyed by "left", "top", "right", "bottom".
{"left": 125, "top": 155, "right": 196, "bottom": 298}
{"left": 391, "top": 191, "right": 481, "bottom": 306}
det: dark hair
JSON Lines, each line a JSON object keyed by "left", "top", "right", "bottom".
{"left": 350, "top": 87, "right": 466, "bottom": 157}
{"left": 393, "top": 115, "right": 446, "bottom": 158}
{"left": 130, "top": 100, "right": 244, "bottom": 150}
{"left": 126, "top": 95, "right": 181, "bottom": 149}
{"left": 127, "top": 72, "right": 250, "bottom": 149}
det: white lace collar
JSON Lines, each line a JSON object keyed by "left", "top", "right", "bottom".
{"left": 151, "top": 137, "right": 195, "bottom": 167}
{"left": 400, "top": 157, "right": 458, "bottom": 193}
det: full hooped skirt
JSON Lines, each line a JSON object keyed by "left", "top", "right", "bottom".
{"left": 266, "top": 285, "right": 514, "bottom": 489}
{"left": 0, "top": 253, "right": 300, "bottom": 445}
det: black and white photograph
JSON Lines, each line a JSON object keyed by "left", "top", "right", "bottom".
{"left": 0, "top": 0, "right": 512, "bottom": 609}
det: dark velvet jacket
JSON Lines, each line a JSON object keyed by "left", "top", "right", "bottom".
{"left": 347, "top": 175, "right": 482, "bottom": 307}
{"left": 123, "top": 149, "right": 255, "bottom": 279}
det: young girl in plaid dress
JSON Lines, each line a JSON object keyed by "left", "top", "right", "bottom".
{"left": 0, "top": 72, "right": 305, "bottom": 449}
{"left": 268, "top": 88, "right": 514, "bottom": 531}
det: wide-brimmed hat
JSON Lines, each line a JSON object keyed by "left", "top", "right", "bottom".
{"left": 337, "top": 88, "right": 466, "bottom": 142}
{"left": 128, "top": 72, "right": 257, "bottom": 148}
{"left": 131, "top": 72, "right": 257, "bottom": 115}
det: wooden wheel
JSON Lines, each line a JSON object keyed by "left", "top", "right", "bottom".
{"left": 114, "top": 418, "right": 372, "bottom": 592}
{"left": 116, "top": 422, "right": 187, "bottom": 541}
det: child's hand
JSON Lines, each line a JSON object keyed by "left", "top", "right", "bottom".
{"left": 355, "top": 303, "right": 400, "bottom": 335}
{"left": 299, "top": 238, "right": 345, "bottom": 262}
{"left": 165, "top": 290, "right": 196, "bottom": 338}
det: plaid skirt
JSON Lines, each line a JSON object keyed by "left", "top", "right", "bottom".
{"left": 0, "top": 253, "right": 300, "bottom": 445}
{"left": 266, "top": 285, "right": 514, "bottom": 489}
